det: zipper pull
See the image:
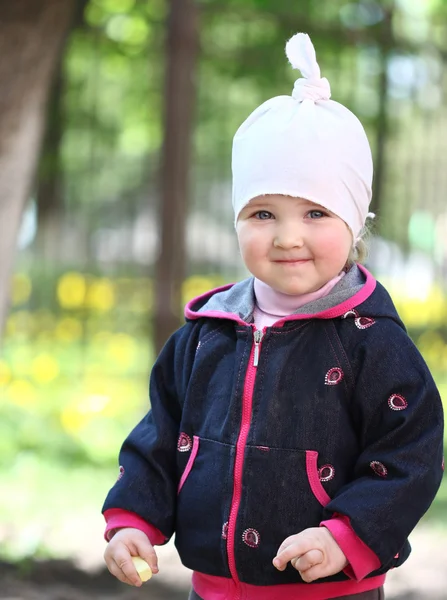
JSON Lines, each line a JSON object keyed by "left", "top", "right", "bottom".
{"left": 253, "top": 330, "right": 264, "bottom": 367}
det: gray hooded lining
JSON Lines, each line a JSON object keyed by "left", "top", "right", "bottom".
{"left": 197, "top": 264, "right": 365, "bottom": 323}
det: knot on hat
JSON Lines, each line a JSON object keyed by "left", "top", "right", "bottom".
{"left": 292, "top": 78, "right": 331, "bottom": 102}
{"left": 286, "top": 33, "right": 331, "bottom": 102}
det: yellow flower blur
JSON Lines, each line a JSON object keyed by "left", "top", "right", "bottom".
{"left": 57, "top": 272, "right": 87, "bottom": 309}
{"left": 107, "top": 333, "right": 137, "bottom": 368}
{"left": 61, "top": 404, "right": 86, "bottom": 434}
{"left": 31, "top": 354, "right": 60, "bottom": 384}
{"left": 182, "top": 275, "right": 220, "bottom": 306}
{"left": 7, "top": 380, "right": 37, "bottom": 407}
{"left": 0, "top": 360, "right": 12, "bottom": 387}
{"left": 86, "top": 278, "right": 115, "bottom": 311}
{"left": 11, "top": 273, "right": 32, "bottom": 306}
{"left": 55, "top": 317, "right": 83, "bottom": 342}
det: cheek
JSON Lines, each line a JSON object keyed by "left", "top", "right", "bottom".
{"left": 314, "top": 228, "right": 352, "bottom": 259}
{"left": 238, "top": 229, "right": 268, "bottom": 262}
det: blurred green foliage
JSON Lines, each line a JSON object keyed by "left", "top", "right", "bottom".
{"left": 0, "top": 272, "right": 226, "bottom": 467}
{"left": 58, "top": 0, "right": 165, "bottom": 216}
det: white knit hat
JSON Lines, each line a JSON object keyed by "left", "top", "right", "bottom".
{"left": 232, "top": 32, "right": 374, "bottom": 240}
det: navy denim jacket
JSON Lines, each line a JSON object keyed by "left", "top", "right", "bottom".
{"left": 103, "top": 267, "right": 444, "bottom": 587}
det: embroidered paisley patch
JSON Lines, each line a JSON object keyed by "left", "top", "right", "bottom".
{"left": 388, "top": 394, "right": 408, "bottom": 411}
{"left": 221, "top": 521, "right": 229, "bottom": 539}
{"left": 177, "top": 433, "right": 192, "bottom": 452}
{"left": 318, "top": 464, "right": 335, "bottom": 482}
{"left": 370, "top": 461, "right": 388, "bottom": 477}
{"left": 242, "top": 528, "right": 260, "bottom": 548}
{"left": 342, "top": 309, "right": 375, "bottom": 330}
{"left": 325, "top": 367, "right": 344, "bottom": 386}
{"left": 355, "top": 316, "right": 375, "bottom": 330}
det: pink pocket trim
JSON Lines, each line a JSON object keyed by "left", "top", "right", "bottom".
{"left": 306, "top": 450, "right": 331, "bottom": 507}
{"left": 178, "top": 435, "right": 199, "bottom": 493}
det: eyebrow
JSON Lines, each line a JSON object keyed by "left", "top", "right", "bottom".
{"left": 245, "top": 201, "right": 327, "bottom": 211}
{"left": 244, "top": 202, "right": 274, "bottom": 210}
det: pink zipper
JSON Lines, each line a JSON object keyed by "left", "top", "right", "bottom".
{"left": 226, "top": 328, "right": 264, "bottom": 598}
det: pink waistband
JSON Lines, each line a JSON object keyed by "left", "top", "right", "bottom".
{"left": 192, "top": 571, "right": 386, "bottom": 600}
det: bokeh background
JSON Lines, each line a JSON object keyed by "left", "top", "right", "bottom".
{"left": 0, "top": 0, "right": 446, "bottom": 598}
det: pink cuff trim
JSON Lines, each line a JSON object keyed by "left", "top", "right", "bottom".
{"left": 103, "top": 508, "right": 167, "bottom": 546}
{"left": 321, "top": 516, "right": 381, "bottom": 581}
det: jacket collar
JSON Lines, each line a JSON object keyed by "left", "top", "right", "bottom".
{"left": 185, "top": 264, "right": 377, "bottom": 326}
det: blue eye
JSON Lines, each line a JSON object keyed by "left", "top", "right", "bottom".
{"left": 255, "top": 211, "right": 273, "bottom": 220}
{"left": 308, "top": 210, "right": 326, "bottom": 219}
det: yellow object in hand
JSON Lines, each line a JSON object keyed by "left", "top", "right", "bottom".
{"left": 131, "top": 556, "right": 153, "bottom": 582}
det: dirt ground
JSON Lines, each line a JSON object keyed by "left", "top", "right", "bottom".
{"left": 1, "top": 525, "right": 446, "bottom": 600}
{"left": 0, "top": 559, "right": 187, "bottom": 600}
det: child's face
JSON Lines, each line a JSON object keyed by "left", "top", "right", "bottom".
{"left": 236, "top": 195, "right": 352, "bottom": 296}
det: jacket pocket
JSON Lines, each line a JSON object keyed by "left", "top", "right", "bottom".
{"left": 235, "top": 446, "right": 335, "bottom": 585}
{"left": 175, "top": 437, "right": 234, "bottom": 578}
{"left": 177, "top": 435, "right": 199, "bottom": 494}
{"left": 305, "top": 449, "right": 333, "bottom": 507}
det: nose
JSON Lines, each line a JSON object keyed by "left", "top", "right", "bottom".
{"left": 273, "top": 222, "right": 304, "bottom": 249}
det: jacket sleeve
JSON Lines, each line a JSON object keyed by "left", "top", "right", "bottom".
{"left": 322, "top": 321, "right": 444, "bottom": 571}
{"left": 102, "top": 323, "right": 193, "bottom": 542}
{"left": 103, "top": 508, "right": 167, "bottom": 545}
{"left": 320, "top": 514, "right": 380, "bottom": 581}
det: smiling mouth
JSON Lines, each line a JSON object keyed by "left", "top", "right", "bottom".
{"left": 273, "top": 259, "right": 311, "bottom": 264}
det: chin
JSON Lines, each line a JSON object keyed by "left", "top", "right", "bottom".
{"left": 288, "top": 278, "right": 324, "bottom": 294}
{"left": 280, "top": 284, "right": 313, "bottom": 296}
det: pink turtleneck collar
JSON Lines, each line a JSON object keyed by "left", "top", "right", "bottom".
{"left": 253, "top": 272, "right": 345, "bottom": 329}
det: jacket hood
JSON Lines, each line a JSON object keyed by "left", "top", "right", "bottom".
{"left": 185, "top": 264, "right": 404, "bottom": 329}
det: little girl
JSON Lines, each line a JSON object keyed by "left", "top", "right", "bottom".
{"left": 102, "top": 33, "right": 444, "bottom": 600}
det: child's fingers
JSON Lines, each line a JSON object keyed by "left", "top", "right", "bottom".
{"left": 273, "top": 539, "right": 313, "bottom": 571}
{"left": 133, "top": 540, "right": 159, "bottom": 574}
{"left": 291, "top": 549, "right": 324, "bottom": 574}
{"left": 108, "top": 559, "right": 141, "bottom": 587}
{"left": 112, "top": 551, "right": 143, "bottom": 587}
{"left": 273, "top": 544, "right": 300, "bottom": 571}
{"left": 275, "top": 534, "right": 301, "bottom": 557}
{"left": 272, "top": 553, "right": 289, "bottom": 571}
{"left": 295, "top": 561, "right": 326, "bottom": 583}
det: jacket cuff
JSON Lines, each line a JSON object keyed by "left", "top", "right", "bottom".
{"left": 320, "top": 515, "right": 381, "bottom": 581}
{"left": 103, "top": 508, "right": 167, "bottom": 546}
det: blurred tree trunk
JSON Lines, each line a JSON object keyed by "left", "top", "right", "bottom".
{"left": 35, "top": 68, "right": 65, "bottom": 261}
{"left": 35, "top": 0, "right": 88, "bottom": 262}
{"left": 0, "top": 0, "right": 80, "bottom": 343}
{"left": 154, "top": 0, "right": 199, "bottom": 354}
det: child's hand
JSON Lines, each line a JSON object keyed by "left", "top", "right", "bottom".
{"left": 273, "top": 527, "right": 347, "bottom": 582}
{"left": 104, "top": 527, "right": 159, "bottom": 587}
